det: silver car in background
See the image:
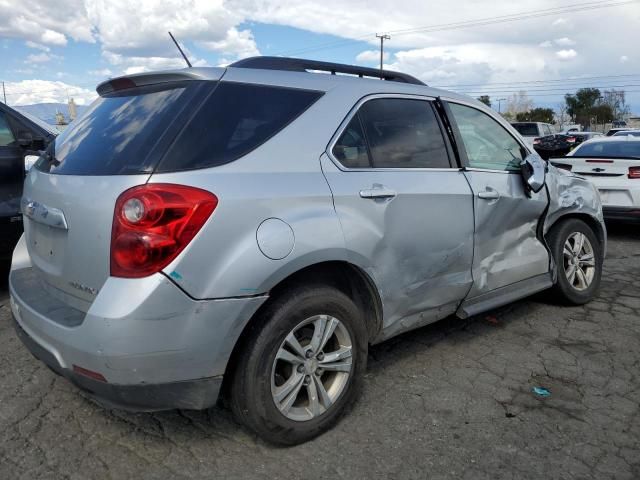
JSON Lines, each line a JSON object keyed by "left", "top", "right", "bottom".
{"left": 9, "top": 57, "right": 606, "bottom": 445}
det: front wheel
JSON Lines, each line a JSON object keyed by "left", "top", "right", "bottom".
{"left": 547, "top": 218, "right": 603, "bottom": 304}
{"left": 229, "top": 285, "right": 368, "bottom": 445}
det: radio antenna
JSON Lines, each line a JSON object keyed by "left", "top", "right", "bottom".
{"left": 168, "top": 31, "right": 192, "bottom": 68}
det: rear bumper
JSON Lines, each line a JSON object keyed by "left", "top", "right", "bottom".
{"left": 9, "top": 260, "right": 267, "bottom": 411}
{"left": 603, "top": 206, "right": 640, "bottom": 222}
{"left": 12, "top": 315, "right": 222, "bottom": 411}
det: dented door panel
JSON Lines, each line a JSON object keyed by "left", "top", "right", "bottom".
{"left": 463, "top": 170, "right": 550, "bottom": 297}
{"left": 320, "top": 155, "right": 475, "bottom": 340}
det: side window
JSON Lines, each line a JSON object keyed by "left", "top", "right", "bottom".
{"left": 359, "top": 98, "right": 450, "bottom": 168}
{"left": 543, "top": 124, "right": 553, "bottom": 136}
{"left": 332, "top": 115, "right": 371, "bottom": 168}
{"left": 332, "top": 98, "right": 450, "bottom": 169}
{"left": 0, "top": 111, "right": 16, "bottom": 146}
{"left": 449, "top": 103, "right": 525, "bottom": 171}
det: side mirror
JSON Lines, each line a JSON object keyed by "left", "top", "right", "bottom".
{"left": 24, "top": 154, "right": 40, "bottom": 173}
{"left": 521, "top": 152, "right": 546, "bottom": 194}
{"left": 17, "top": 131, "right": 33, "bottom": 147}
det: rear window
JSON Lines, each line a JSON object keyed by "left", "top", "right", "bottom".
{"left": 511, "top": 123, "right": 539, "bottom": 136}
{"left": 156, "top": 82, "right": 322, "bottom": 172}
{"left": 572, "top": 141, "right": 640, "bottom": 158}
{"left": 36, "top": 81, "right": 322, "bottom": 175}
{"left": 37, "top": 82, "right": 204, "bottom": 175}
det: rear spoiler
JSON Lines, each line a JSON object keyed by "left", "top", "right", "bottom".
{"left": 96, "top": 67, "right": 225, "bottom": 96}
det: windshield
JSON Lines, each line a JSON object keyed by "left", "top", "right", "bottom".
{"left": 511, "top": 123, "right": 539, "bottom": 136}
{"left": 571, "top": 140, "right": 640, "bottom": 158}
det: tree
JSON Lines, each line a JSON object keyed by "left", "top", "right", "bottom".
{"left": 556, "top": 103, "right": 568, "bottom": 128}
{"left": 505, "top": 91, "right": 533, "bottom": 118}
{"left": 515, "top": 108, "right": 555, "bottom": 124}
{"left": 565, "top": 88, "right": 602, "bottom": 127}
{"left": 477, "top": 95, "right": 491, "bottom": 107}
{"left": 602, "top": 90, "right": 631, "bottom": 120}
{"left": 591, "top": 104, "right": 614, "bottom": 124}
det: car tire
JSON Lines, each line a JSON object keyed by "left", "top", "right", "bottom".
{"left": 229, "top": 285, "right": 368, "bottom": 445}
{"left": 547, "top": 218, "right": 603, "bottom": 305}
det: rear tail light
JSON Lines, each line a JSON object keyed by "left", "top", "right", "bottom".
{"left": 566, "top": 136, "right": 576, "bottom": 143}
{"left": 629, "top": 167, "right": 640, "bottom": 179}
{"left": 533, "top": 138, "right": 541, "bottom": 145}
{"left": 111, "top": 184, "right": 218, "bottom": 278}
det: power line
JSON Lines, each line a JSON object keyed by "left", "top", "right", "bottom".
{"left": 432, "top": 73, "right": 640, "bottom": 88}
{"left": 460, "top": 89, "right": 640, "bottom": 98}
{"left": 274, "top": 0, "right": 638, "bottom": 57}
{"left": 454, "top": 84, "right": 640, "bottom": 94}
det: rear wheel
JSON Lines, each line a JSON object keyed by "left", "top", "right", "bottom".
{"left": 229, "top": 285, "right": 368, "bottom": 445}
{"left": 547, "top": 218, "right": 603, "bottom": 304}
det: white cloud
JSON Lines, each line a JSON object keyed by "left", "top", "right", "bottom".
{"left": 197, "top": 28, "right": 259, "bottom": 58}
{"left": 556, "top": 49, "right": 577, "bottom": 61}
{"left": 620, "top": 55, "right": 629, "bottom": 63}
{"left": 25, "top": 41, "right": 50, "bottom": 52}
{"left": 552, "top": 18, "right": 569, "bottom": 27}
{"left": 40, "top": 29, "right": 68, "bottom": 46}
{"left": 0, "top": 0, "right": 93, "bottom": 45}
{"left": 88, "top": 68, "right": 114, "bottom": 77}
{"left": 356, "top": 50, "right": 388, "bottom": 63}
{"left": 85, "top": 0, "right": 256, "bottom": 58}
{"left": 103, "top": 51, "right": 208, "bottom": 75}
{"left": 554, "top": 37, "right": 575, "bottom": 47}
{"left": 3, "top": 79, "right": 97, "bottom": 106}
{"left": 539, "top": 40, "right": 552, "bottom": 48}
{"left": 26, "top": 53, "right": 53, "bottom": 63}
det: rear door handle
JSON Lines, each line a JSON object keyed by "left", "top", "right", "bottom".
{"left": 477, "top": 188, "right": 500, "bottom": 200}
{"left": 359, "top": 187, "right": 397, "bottom": 199}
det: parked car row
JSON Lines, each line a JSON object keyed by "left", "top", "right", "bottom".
{"left": 532, "top": 131, "right": 603, "bottom": 160}
{"left": 5, "top": 57, "right": 611, "bottom": 445}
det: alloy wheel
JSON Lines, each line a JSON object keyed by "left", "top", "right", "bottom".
{"left": 271, "top": 315, "right": 353, "bottom": 422}
{"left": 563, "top": 232, "right": 596, "bottom": 291}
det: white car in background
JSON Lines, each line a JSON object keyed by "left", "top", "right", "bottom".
{"left": 551, "top": 136, "right": 640, "bottom": 221}
{"left": 511, "top": 122, "right": 555, "bottom": 148}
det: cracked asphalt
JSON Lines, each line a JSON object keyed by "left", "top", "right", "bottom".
{"left": 1, "top": 223, "right": 638, "bottom": 480}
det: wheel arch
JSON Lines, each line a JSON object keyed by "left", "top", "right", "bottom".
{"left": 220, "top": 260, "right": 383, "bottom": 396}
{"left": 545, "top": 212, "right": 606, "bottom": 248}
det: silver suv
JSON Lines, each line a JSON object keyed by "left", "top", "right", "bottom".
{"left": 9, "top": 57, "right": 605, "bottom": 445}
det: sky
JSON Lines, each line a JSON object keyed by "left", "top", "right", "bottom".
{"left": 1, "top": 0, "right": 639, "bottom": 114}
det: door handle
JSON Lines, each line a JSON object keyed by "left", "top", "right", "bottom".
{"left": 477, "top": 189, "right": 500, "bottom": 200}
{"left": 359, "top": 187, "right": 397, "bottom": 199}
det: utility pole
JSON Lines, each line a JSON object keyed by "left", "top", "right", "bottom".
{"left": 375, "top": 34, "right": 390, "bottom": 79}
{"left": 2, "top": 82, "right": 6, "bottom": 104}
{"left": 497, "top": 97, "right": 506, "bottom": 114}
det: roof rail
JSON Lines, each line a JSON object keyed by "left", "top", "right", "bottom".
{"left": 229, "top": 56, "right": 426, "bottom": 86}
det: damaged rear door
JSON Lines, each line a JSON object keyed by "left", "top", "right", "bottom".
{"left": 322, "top": 95, "right": 475, "bottom": 339}
{"left": 445, "top": 101, "right": 551, "bottom": 309}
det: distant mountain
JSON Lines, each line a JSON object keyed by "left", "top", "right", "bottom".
{"left": 14, "top": 103, "right": 89, "bottom": 126}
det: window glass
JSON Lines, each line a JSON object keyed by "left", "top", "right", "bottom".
{"left": 357, "top": 98, "right": 450, "bottom": 168}
{"left": 0, "top": 111, "right": 15, "bottom": 146}
{"left": 450, "top": 103, "right": 525, "bottom": 171}
{"left": 157, "top": 82, "right": 323, "bottom": 172}
{"left": 543, "top": 125, "right": 553, "bottom": 136}
{"left": 511, "top": 123, "right": 538, "bottom": 136}
{"left": 571, "top": 141, "right": 640, "bottom": 158}
{"left": 38, "top": 82, "right": 204, "bottom": 175}
{"left": 332, "top": 115, "right": 371, "bottom": 168}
